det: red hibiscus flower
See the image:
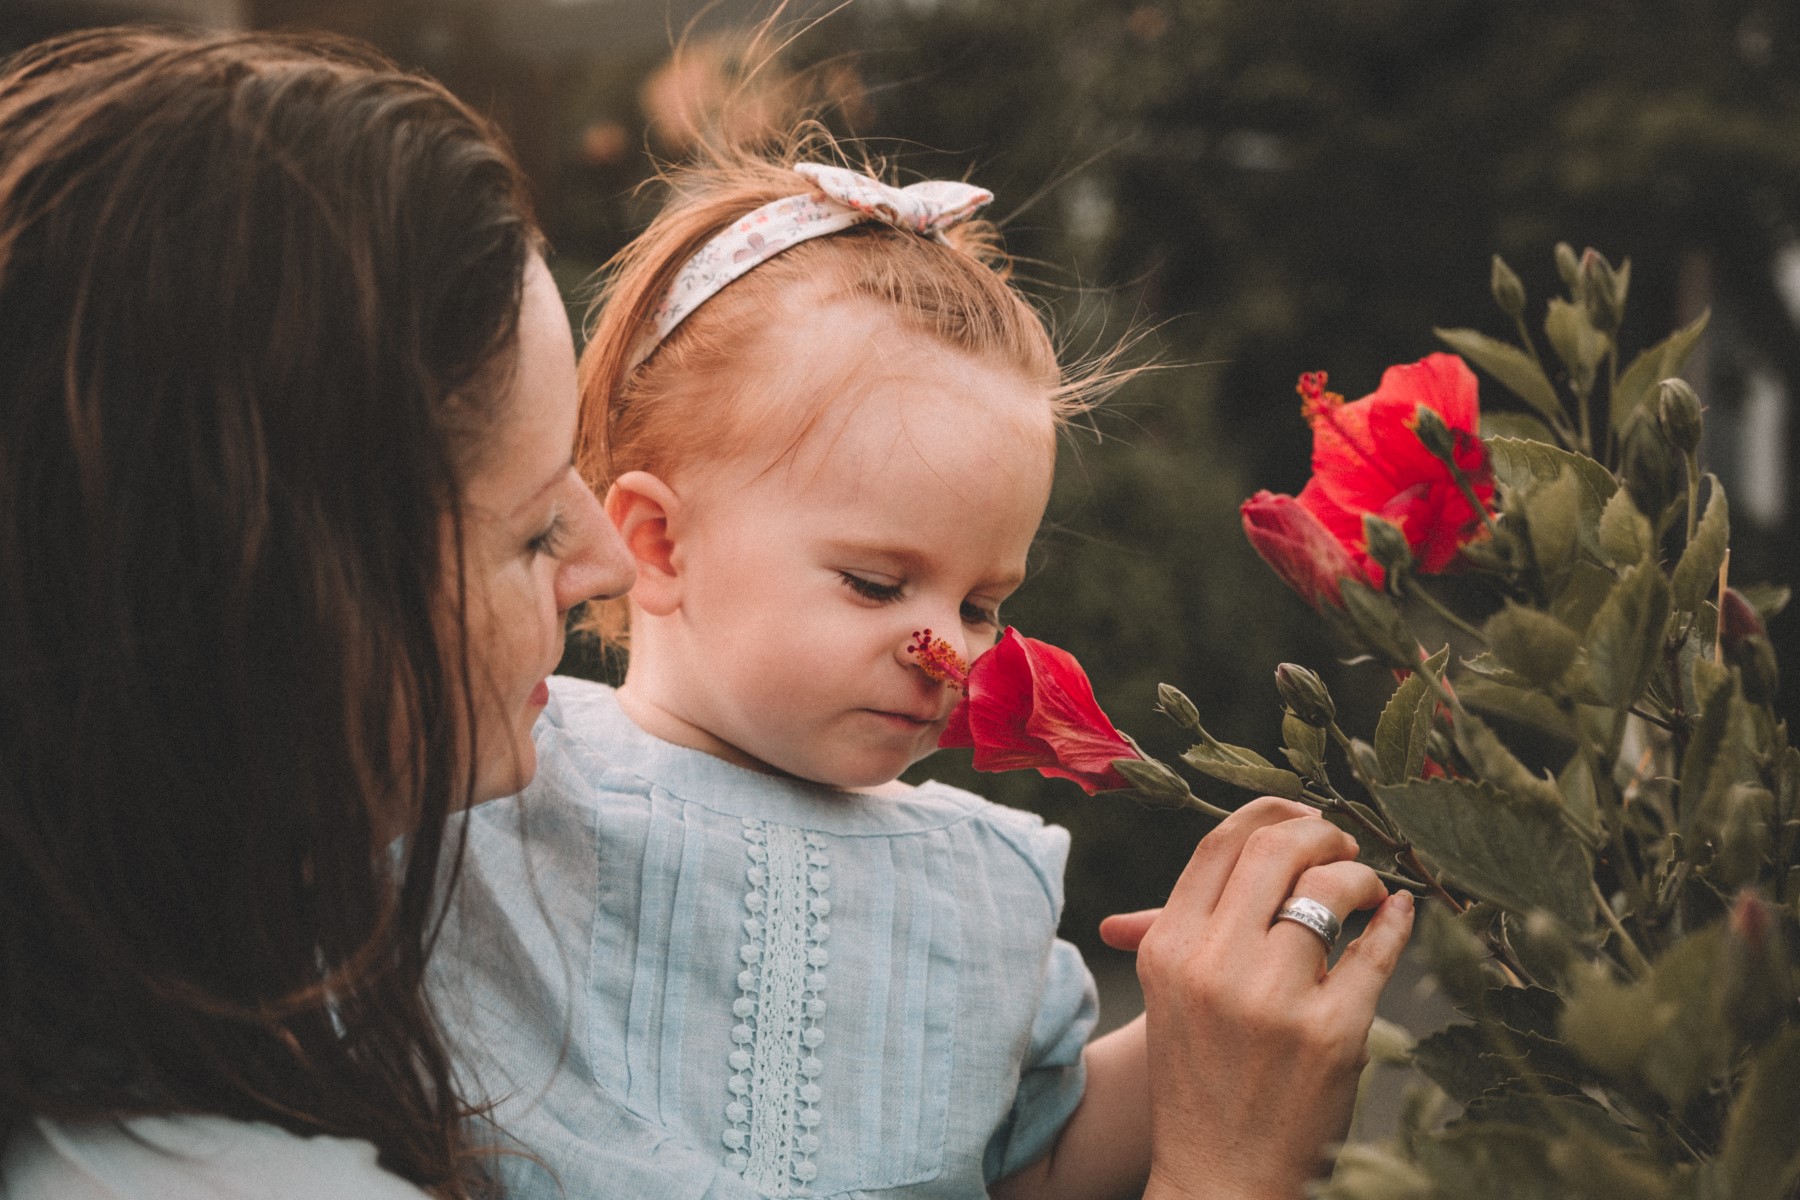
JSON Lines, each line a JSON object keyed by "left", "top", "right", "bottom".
{"left": 914, "top": 627, "right": 1134, "bottom": 794}
{"left": 1245, "top": 353, "right": 1495, "bottom": 601}
{"left": 1240, "top": 490, "right": 1371, "bottom": 609}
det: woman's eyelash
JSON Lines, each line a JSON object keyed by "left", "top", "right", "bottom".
{"left": 529, "top": 511, "right": 567, "bottom": 557}
{"left": 838, "top": 572, "right": 902, "bottom": 603}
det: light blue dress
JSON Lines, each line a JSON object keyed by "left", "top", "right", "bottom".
{"left": 434, "top": 677, "right": 1098, "bottom": 1200}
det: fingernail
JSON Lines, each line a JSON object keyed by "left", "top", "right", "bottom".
{"left": 1393, "top": 891, "right": 1415, "bottom": 915}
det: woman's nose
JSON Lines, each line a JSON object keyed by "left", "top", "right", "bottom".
{"left": 555, "top": 474, "right": 636, "bottom": 612}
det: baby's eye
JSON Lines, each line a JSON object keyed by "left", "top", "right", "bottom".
{"left": 528, "top": 510, "right": 567, "bottom": 558}
{"left": 838, "top": 571, "right": 903, "bottom": 604}
{"left": 961, "top": 600, "right": 999, "bottom": 627}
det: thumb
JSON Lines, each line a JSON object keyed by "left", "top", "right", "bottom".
{"left": 1098, "top": 907, "right": 1164, "bottom": 951}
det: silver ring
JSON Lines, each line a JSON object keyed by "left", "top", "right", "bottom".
{"left": 1274, "top": 897, "right": 1342, "bottom": 951}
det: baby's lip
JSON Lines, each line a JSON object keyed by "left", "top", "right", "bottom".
{"left": 869, "top": 707, "right": 944, "bottom": 726}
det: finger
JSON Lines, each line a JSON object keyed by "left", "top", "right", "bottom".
{"left": 1211, "top": 815, "right": 1360, "bottom": 951}
{"left": 1154, "top": 797, "right": 1318, "bottom": 935}
{"left": 1324, "top": 890, "right": 1416, "bottom": 1009}
{"left": 1098, "top": 908, "right": 1162, "bottom": 952}
{"left": 1267, "top": 860, "right": 1389, "bottom": 960}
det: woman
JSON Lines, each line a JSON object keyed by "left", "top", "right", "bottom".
{"left": 0, "top": 27, "right": 1408, "bottom": 1200}
{"left": 0, "top": 28, "right": 633, "bottom": 1197}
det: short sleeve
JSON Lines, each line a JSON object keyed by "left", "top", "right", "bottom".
{"left": 1, "top": 1116, "right": 434, "bottom": 1200}
{"left": 977, "top": 815, "right": 1100, "bottom": 1183}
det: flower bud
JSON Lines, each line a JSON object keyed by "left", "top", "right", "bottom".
{"left": 1554, "top": 241, "right": 1581, "bottom": 290}
{"left": 1362, "top": 514, "right": 1414, "bottom": 587}
{"left": 1656, "top": 378, "right": 1703, "bottom": 454}
{"left": 1411, "top": 406, "right": 1459, "bottom": 464}
{"left": 1155, "top": 682, "right": 1202, "bottom": 734}
{"left": 1275, "top": 663, "right": 1336, "bottom": 727}
{"left": 1579, "top": 248, "right": 1626, "bottom": 332}
{"left": 1720, "top": 587, "right": 1767, "bottom": 643}
{"left": 1490, "top": 254, "right": 1526, "bottom": 319}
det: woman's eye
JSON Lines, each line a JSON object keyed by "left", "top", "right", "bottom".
{"left": 838, "top": 572, "right": 903, "bottom": 603}
{"left": 961, "top": 600, "right": 999, "bottom": 627}
{"left": 528, "top": 511, "right": 567, "bottom": 558}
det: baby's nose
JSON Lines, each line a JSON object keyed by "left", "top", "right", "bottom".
{"left": 901, "top": 627, "right": 970, "bottom": 689}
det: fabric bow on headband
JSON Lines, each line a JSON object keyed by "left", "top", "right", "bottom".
{"left": 632, "top": 162, "right": 994, "bottom": 367}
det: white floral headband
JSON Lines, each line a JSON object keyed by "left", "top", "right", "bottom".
{"left": 628, "top": 162, "right": 995, "bottom": 369}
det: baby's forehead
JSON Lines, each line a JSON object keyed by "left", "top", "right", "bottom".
{"left": 734, "top": 295, "right": 1056, "bottom": 456}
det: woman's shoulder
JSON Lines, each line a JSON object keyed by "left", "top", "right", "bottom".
{"left": 1, "top": 1115, "right": 431, "bottom": 1200}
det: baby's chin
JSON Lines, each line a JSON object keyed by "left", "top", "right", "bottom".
{"left": 776, "top": 747, "right": 933, "bottom": 795}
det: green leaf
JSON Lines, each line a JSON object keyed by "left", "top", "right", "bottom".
{"left": 1340, "top": 579, "right": 1417, "bottom": 669}
{"left": 1552, "top": 560, "right": 1618, "bottom": 633}
{"left": 1612, "top": 309, "right": 1710, "bottom": 432}
{"left": 1179, "top": 741, "right": 1306, "bottom": 801}
{"left": 1281, "top": 711, "right": 1327, "bottom": 779}
{"left": 1556, "top": 751, "right": 1599, "bottom": 838}
{"left": 1483, "top": 603, "right": 1581, "bottom": 691}
{"left": 1457, "top": 677, "right": 1574, "bottom": 741}
{"left": 1711, "top": 1030, "right": 1800, "bottom": 1200}
{"left": 1585, "top": 562, "right": 1672, "bottom": 711}
{"left": 1670, "top": 475, "right": 1729, "bottom": 614}
{"left": 1487, "top": 438, "right": 1618, "bottom": 562}
{"left": 1417, "top": 902, "right": 1496, "bottom": 1007}
{"left": 1452, "top": 712, "right": 1578, "bottom": 826}
{"left": 1373, "top": 645, "right": 1449, "bottom": 783}
{"left": 1544, "top": 297, "right": 1608, "bottom": 391}
{"left": 1597, "top": 487, "right": 1651, "bottom": 567}
{"left": 1521, "top": 467, "right": 1581, "bottom": 580}
{"left": 1377, "top": 777, "right": 1593, "bottom": 927}
{"left": 1413, "top": 1024, "right": 1515, "bottom": 1102}
{"left": 1435, "top": 326, "right": 1564, "bottom": 425}
{"left": 1678, "top": 667, "right": 1738, "bottom": 837}
{"left": 1317, "top": 1145, "right": 1435, "bottom": 1200}
{"left": 1560, "top": 929, "right": 1732, "bottom": 1107}
{"left": 1475, "top": 984, "right": 1565, "bottom": 1040}
{"left": 1416, "top": 1124, "right": 1564, "bottom": 1200}
{"left": 1739, "top": 581, "right": 1791, "bottom": 622}
{"left": 1480, "top": 411, "right": 1558, "bottom": 443}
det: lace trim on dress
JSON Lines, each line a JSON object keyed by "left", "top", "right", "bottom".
{"left": 724, "top": 818, "right": 831, "bottom": 1195}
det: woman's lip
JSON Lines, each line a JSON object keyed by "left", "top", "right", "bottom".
{"left": 529, "top": 678, "right": 550, "bottom": 707}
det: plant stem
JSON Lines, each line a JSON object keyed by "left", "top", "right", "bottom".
{"left": 1401, "top": 576, "right": 1490, "bottom": 645}
{"left": 1591, "top": 875, "right": 1652, "bottom": 978}
{"left": 1514, "top": 314, "right": 1583, "bottom": 450}
{"left": 1684, "top": 452, "right": 1701, "bottom": 546}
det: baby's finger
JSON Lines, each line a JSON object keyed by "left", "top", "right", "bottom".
{"left": 1154, "top": 797, "right": 1317, "bottom": 935}
{"left": 1098, "top": 908, "right": 1162, "bottom": 952}
{"left": 1324, "top": 890, "right": 1416, "bottom": 1010}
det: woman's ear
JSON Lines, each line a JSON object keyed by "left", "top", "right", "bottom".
{"left": 605, "top": 470, "right": 683, "bottom": 617}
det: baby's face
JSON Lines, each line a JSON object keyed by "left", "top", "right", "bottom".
{"left": 665, "top": 306, "right": 1055, "bottom": 789}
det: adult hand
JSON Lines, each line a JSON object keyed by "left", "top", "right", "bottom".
{"left": 1100, "top": 797, "right": 1414, "bottom": 1200}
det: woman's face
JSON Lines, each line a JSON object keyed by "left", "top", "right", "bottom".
{"left": 454, "top": 255, "right": 634, "bottom": 803}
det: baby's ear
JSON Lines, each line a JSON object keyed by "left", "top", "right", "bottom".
{"left": 604, "top": 471, "right": 682, "bottom": 617}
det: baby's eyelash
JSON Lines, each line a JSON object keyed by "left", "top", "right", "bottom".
{"left": 961, "top": 601, "right": 999, "bottom": 627}
{"left": 838, "top": 572, "right": 902, "bottom": 603}
{"left": 529, "top": 510, "right": 567, "bottom": 557}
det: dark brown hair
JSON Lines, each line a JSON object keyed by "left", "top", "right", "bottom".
{"left": 0, "top": 28, "right": 537, "bottom": 1194}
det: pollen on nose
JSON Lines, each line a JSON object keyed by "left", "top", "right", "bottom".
{"left": 906, "top": 629, "right": 969, "bottom": 690}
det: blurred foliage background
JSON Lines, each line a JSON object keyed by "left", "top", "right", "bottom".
{"left": 10, "top": 0, "right": 1799, "bottom": 968}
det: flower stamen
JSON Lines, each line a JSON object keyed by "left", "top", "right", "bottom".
{"left": 908, "top": 629, "right": 969, "bottom": 690}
